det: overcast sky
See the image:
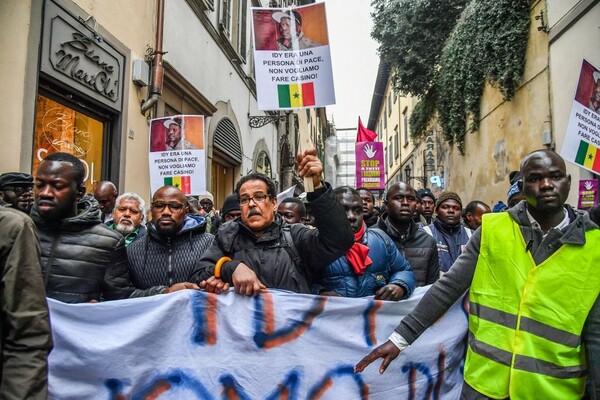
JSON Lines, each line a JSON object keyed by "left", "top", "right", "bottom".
{"left": 320, "top": 1, "right": 380, "bottom": 131}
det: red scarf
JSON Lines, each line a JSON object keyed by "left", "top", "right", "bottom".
{"left": 345, "top": 223, "right": 372, "bottom": 275}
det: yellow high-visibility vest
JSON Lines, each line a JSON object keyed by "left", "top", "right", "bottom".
{"left": 465, "top": 212, "right": 600, "bottom": 399}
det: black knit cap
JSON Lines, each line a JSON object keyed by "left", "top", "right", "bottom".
{"left": 0, "top": 172, "right": 34, "bottom": 189}
{"left": 221, "top": 193, "right": 240, "bottom": 217}
{"left": 417, "top": 188, "right": 436, "bottom": 203}
{"left": 435, "top": 191, "right": 462, "bottom": 211}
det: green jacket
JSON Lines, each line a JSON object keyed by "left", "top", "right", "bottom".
{"left": 0, "top": 207, "right": 53, "bottom": 399}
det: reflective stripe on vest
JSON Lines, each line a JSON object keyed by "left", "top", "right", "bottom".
{"left": 464, "top": 212, "right": 600, "bottom": 399}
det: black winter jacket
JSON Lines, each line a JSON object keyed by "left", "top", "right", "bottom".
{"left": 127, "top": 215, "right": 214, "bottom": 295}
{"left": 31, "top": 198, "right": 134, "bottom": 303}
{"left": 377, "top": 212, "right": 439, "bottom": 286}
{"left": 190, "top": 185, "right": 354, "bottom": 293}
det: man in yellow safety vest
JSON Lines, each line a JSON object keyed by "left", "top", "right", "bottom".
{"left": 355, "top": 149, "right": 600, "bottom": 399}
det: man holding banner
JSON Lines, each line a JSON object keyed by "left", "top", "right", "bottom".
{"left": 191, "top": 148, "right": 353, "bottom": 296}
{"left": 128, "top": 186, "right": 214, "bottom": 296}
{"left": 356, "top": 149, "right": 600, "bottom": 399}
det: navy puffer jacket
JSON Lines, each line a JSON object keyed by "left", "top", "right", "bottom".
{"left": 312, "top": 227, "right": 415, "bottom": 299}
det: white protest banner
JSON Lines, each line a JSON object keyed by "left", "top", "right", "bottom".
{"left": 561, "top": 60, "right": 600, "bottom": 174}
{"left": 48, "top": 287, "right": 467, "bottom": 399}
{"left": 148, "top": 115, "right": 206, "bottom": 195}
{"left": 251, "top": 3, "right": 335, "bottom": 110}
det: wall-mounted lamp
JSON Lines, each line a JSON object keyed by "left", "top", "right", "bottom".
{"left": 535, "top": 10, "right": 548, "bottom": 33}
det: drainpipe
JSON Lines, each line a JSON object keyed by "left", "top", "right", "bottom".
{"left": 141, "top": 0, "right": 165, "bottom": 115}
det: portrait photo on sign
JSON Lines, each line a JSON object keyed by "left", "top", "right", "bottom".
{"left": 574, "top": 60, "right": 600, "bottom": 114}
{"left": 252, "top": 3, "right": 328, "bottom": 52}
{"left": 149, "top": 116, "right": 204, "bottom": 152}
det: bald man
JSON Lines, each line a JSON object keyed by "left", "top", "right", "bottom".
{"left": 127, "top": 185, "right": 214, "bottom": 295}
{"left": 356, "top": 150, "right": 600, "bottom": 400}
{"left": 93, "top": 181, "right": 118, "bottom": 223}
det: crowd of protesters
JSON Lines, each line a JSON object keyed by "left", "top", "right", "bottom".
{"left": 1, "top": 148, "right": 600, "bottom": 398}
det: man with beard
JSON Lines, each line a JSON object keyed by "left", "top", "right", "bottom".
{"left": 377, "top": 182, "right": 439, "bottom": 286}
{"left": 108, "top": 193, "right": 146, "bottom": 246}
{"left": 357, "top": 187, "right": 379, "bottom": 227}
{"left": 313, "top": 186, "right": 414, "bottom": 300}
{"left": 127, "top": 185, "right": 214, "bottom": 295}
{"left": 191, "top": 148, "right": 353, "bottom": 296}
{"left": 93, "top": 181, "right": 118, "bottom": 224}
{"left": 422, "top": 191, "right": 473, "bottom": 273}
{"left": 272, "top": 10, "right": 322, "bottom": 51}
{"left": 163, "top": 117, "right": 197, "bottom": 150}
{"left": 356, "top": 150, "right": 600, "bottom": 399}
{"left": 0, "top": 172, "right": 34, "bottom": 213}
{"left": 31, "top": 152, "right": 133, "bottom": 303}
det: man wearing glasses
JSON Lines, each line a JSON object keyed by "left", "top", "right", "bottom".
{"left": 127, "top": 185, "right": 214, "bottom": 296}
{"left": 108, "top": 192, "right": 147, "bottom": 246}
{"left": 0, "top": 172, "right": 34, "bottom": 213}
{"left": 191, "top": 148, "right": 354, "bottom": 296}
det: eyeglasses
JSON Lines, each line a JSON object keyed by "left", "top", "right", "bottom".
{"left": 151, "top": 202, "right": 186, "bottom": 212}
{"left": 2, "top": 186, "right": 33, "bottom": 195}
{"left": 239, "top": 193, "right": 270, "bottom": 206}
{"left": 115, "top": 206, "right": 141, "bottom": 215}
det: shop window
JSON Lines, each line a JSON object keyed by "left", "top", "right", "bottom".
{"left": 33, "top": 95, "right": 104, "bottom": 192}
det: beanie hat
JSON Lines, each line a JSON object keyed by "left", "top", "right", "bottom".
{"left": 198, "top": 192, "right": 214, "bottom": 203}
{"left": 0, "top": 172, "right": 34, "bottom": 189}
{"left": 507, "top": 181, "right": 521, "bottom": 202}
{"left": 435, "top": 191, "right": 462, "bottom": 211}
{"left": 221, "top": 193, "right": 240, "bottom": 217}
{"left": 417, "top": 188, "right": 436, "bottom": 203}
{"left": 492, "top": 200, "right": 508, "bottom": 213}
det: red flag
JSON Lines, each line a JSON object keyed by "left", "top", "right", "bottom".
{"left": 356, "top": 117, "right": 377, "bottom": 142}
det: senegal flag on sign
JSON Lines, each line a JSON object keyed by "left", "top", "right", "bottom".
{"left": 164, "top": 176, "right": 192, "bottom": 194}
{"left": 278, "top": 82, "right": 315, "bottom": 108}
{"left": 575, "top": 140, "right": 600, "bottom": 173}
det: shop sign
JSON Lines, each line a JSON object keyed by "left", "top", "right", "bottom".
{"left": 41, "top": 0, "right": 124, "bottom": 112}
{"left": 424, "top": 130, "right": 436, "bottom": 171}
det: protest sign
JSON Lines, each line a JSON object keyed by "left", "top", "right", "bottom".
{"left": 148, "top": 115, "right": 206, "bottom": 195}
{"left": 578, "top": 179, "right": 598, "bottom": 209}
{"left": 356, "top": 142, "right": 385, "bottom": 190}
{"left": 252, "top": 3, "right": 335, "bottom": 110}
{"left": 561, "top": 60, "right": 600, "bottom": 174}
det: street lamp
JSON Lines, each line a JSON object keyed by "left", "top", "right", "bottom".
{"left": 404, "top": 164, "right": 428, "bottom": 187}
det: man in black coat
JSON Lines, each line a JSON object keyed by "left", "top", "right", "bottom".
{"left": 377, "top": 182, "right": 439, "bottom": 286}
{"left": 191, "top": 148, "right": 354, "bottom": 296}
{"left": 127, "top": 185, "right": 214, "bottom": 296}
{"left": 31, "top": 152, "right": 133, "bottom": 303}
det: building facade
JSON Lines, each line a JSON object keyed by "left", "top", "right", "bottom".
{"left": 0, "top": 0, "right": 287, "bottom": 208}
{"left": 368, "top": 0, "right": 599, "bottom": 207}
